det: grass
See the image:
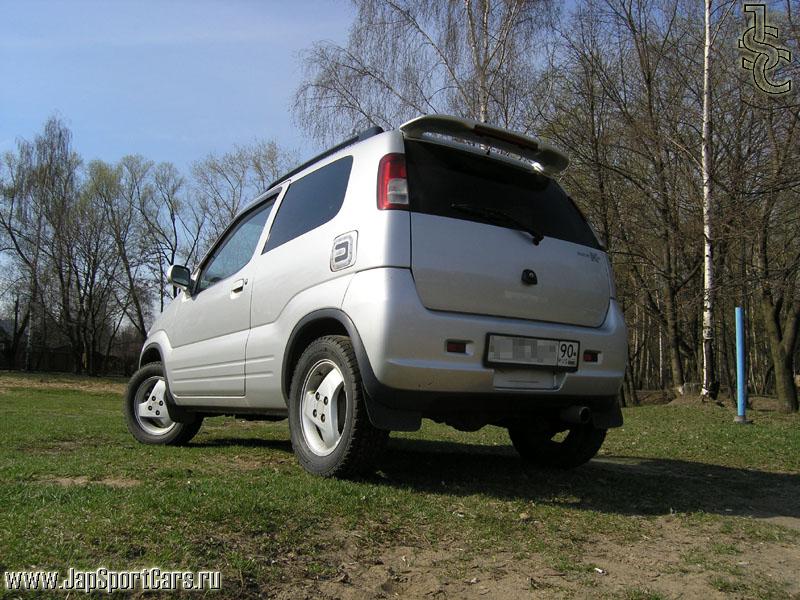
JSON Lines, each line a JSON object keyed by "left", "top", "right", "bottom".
{"left": 0, "top": 372, "right": 798, "bottom": 598}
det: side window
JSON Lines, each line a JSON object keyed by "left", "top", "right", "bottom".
{"left": 196, "top": 201, "right": 272, "bottom": 292}
{"left": 264, "top": 156, "right": 353, "bottom": 253}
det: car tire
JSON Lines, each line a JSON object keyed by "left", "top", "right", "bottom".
{"left": 508, "top": 422, "right": 606, "bottom": 469}
{"left": 289, "top": 335, "right": 388, "bottom": 478}
{"left": 124, "top": 362, "right": 202, "bottom": 445}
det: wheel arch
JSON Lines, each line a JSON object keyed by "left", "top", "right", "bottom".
{"left": 139, "top": 343, "right": 163, "bottom": 368}
{"left": 281, "top": 308, "right": 421, "bottom": 432}
{"left": 282, "top": 310, "right": 353, "bottom": 403}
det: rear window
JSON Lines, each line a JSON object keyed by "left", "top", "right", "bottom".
{"left": 264, "top": 156, "right": 353, "bottom": 252}
{"left": 404, "top": 140, "right": 601, "bottom": 249}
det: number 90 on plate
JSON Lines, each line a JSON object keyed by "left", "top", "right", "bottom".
{"left": 485, "top": 334, "right": 580, "bottom": 370}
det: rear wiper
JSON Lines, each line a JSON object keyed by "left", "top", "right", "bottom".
{"left": 450, "top": 203, "right": 544, "bottom": 245}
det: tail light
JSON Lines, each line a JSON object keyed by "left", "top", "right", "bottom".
{"left": 446, "top": 340, "right": 467, "bottom": 354}
{"left": 377, "top": 153, "right": 408, "bottom": 210}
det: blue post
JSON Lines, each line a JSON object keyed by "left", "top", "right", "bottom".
{"left": 735, "top": 307, "right": 751, "bottom": 424}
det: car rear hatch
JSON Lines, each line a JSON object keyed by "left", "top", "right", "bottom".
{"left": 399, "top": 116, "right": 610, "bottom": 328}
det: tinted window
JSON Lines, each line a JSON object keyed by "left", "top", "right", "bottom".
{"left": 404, "top": 140, "right": 600, "bottom": 249}
{"left": 197, "top": 201, "right": 272, "bottom": 292}
{"left": 264, "top": 156, "right": 353, "bottom": 252}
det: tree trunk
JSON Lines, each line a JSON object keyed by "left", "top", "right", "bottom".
{"left": 759, "top": 294, "right": 800, "bottom": 412}
{"left": 663, "top": 278, "right": 685, "bottom": 396}
{"left": 24, "top": 301, "right": 34, "bottom": 371}
{"left": 623, "top": 363, "right": 638, "bottom": 406}
{"left": 773, "top": 352, "right": 797, "bottom": 413}
{"left": 700, "top": 0, "right": 717, "bottom": 400}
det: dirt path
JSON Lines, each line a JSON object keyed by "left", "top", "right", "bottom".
{"left": 0, "top": 371, "right": 126, "bottom": 395}
{"left": 270, "top": 453, "right": 800, "bottom": 599}
{"left": 273, "top": 519, "right": 799, "bottom": 599}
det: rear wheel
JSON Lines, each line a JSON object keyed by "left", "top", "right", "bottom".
{"left": 289, "top": 335, "right": 388, "bottom": 477}
{"left": 124, "top": 362, "right": 202, "bottom": 445}
{"left": 508, "top": 422, "right": 606, "bottom": 469}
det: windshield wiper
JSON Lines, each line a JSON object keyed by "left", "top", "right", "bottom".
{"left": 450, "top": 203, "right": 544, "bottom": 245}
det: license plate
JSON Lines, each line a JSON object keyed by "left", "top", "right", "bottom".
{"left": 486, "top": 335, "right": 580, "bottom": 369}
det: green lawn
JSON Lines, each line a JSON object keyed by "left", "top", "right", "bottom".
{"left": 1, "top": 374, "right": 798, "bottom": 599}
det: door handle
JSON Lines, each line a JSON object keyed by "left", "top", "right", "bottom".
{"left": 231, "top": 278, "right": 246, "bottom": 293}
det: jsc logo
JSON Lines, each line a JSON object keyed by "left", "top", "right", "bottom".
{"left": 738, "top": 4, "right": 792, "bottom": 95}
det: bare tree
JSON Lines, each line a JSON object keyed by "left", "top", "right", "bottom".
{"left": 699, "top": 0, "right": 736, "bottom": 400}
{"left": 25, "top": 119, "right": 125, "bottom": 374}
{"left": 141, "top": 162, "right": 206, "bottom": 308}
{"left": 250, "top": 140, "right": 296, "bottom": 192}
{"left": 749, "top": 100, "right": 800, "bottom": 412}
{"left": 573, "top": 0, "right": 698, "bottom": 396}
{"left": 192, "top": 141, "right": 295, "bottom": 243}
{"left": 0, "top": 134, "right": 46, "bottom": 369}
{"left": 294, "top": 0, "right": 556, "bottom": 143}
{"left": 700, "top": 0, "right": 716, "bottom": 399}
{"left": 89, "top": 156, "right": 153, "bottom": 341}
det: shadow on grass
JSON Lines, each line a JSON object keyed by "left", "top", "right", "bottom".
{"left": 192, "top": 437, "right": 292, "bottom": 451}
{"left": 188, "top": 434, "right": 799, "bottom": 523}
{"left": 372, "top": 438, "right": 800, "bottom": 522}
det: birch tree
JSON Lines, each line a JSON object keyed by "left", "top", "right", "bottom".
{"left": 700, "top": 0, "right": 716, "bottom": 399}
{"left": 700, "top": 0, "right": 736, "bottom": 400}
{"left": 294, "top": 0, "right": 556, "bottom": 143}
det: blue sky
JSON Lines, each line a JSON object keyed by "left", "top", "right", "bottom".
{"left": 0, "top": 0, "right": 353, "bottom": 171}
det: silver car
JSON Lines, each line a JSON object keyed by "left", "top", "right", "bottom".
{"left": 124, "top": 115, "right": 628, "bottom": 477}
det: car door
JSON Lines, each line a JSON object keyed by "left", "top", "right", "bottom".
{"left": 167, "top": 199, "right": 273, "bottom": 401}
{"left": 245, "top": 157, "right": 355, "bottom": 408}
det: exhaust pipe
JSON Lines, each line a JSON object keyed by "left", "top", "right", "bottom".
{"left": 560, "top": 405, "right": 591, "bottom": 425}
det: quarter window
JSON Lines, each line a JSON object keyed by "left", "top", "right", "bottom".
{"left": 197, "top": 201, "right": 272, "bottom": 292}
{"left": 264, "top": 156, "right": 353, "bottom": 252}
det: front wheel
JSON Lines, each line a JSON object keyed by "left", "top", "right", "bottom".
{"left": 508, "top": 422, "right": 606, "bottom": 469}
{"left": 124, "top": 362, "right": 202, "bottom": 445}
{"left": 289, "top": 335, "right": 388, "bottom": 477}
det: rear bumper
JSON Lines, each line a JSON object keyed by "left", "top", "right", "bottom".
{"left": 342, "top": 268, "right": 627, "bottom": 429}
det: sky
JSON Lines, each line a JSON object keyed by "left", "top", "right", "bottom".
{"left": 0, "top": 0, "right": 353, "bottom": 172}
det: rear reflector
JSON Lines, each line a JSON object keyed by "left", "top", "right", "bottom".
{"left": 377, "top": 153, "right": 409, "bottom": 210}
{"left": 583, "top": 351, "right": 599, "bottom": 363}
{"left": 446, "top": 341, "right": 467, "bottom": 354}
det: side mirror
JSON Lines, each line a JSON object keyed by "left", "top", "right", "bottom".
{"left": 166, "top": 264, "right": 192, "bottom": 293}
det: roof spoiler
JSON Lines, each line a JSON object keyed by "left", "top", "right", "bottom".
{"left": 399, "top": 115, "right": 569, "bottom": 176}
